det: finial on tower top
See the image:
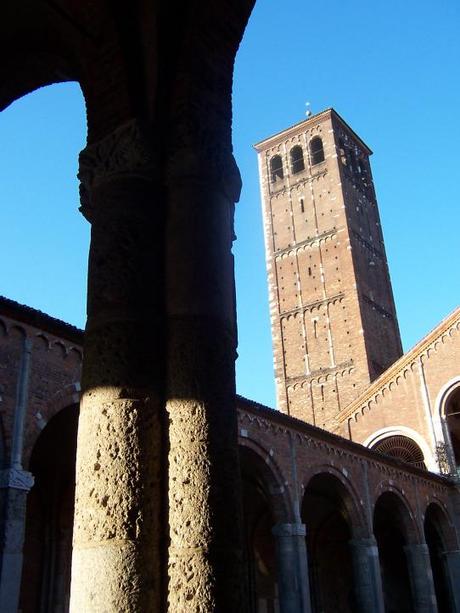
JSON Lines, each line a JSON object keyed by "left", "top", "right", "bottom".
{"left": 305, "top": 101, "right": 312, "bottom": 118}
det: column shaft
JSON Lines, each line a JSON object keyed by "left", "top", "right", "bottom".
{"left": 166, "top": 175, "right": 246, "bottom": 610}
{"left": 443, "top": 550, "right": 460, "bottom": 612}
{"left": 349, "top": 537, "right": 385, "bottom": 613}
{"left": 405, "top": 543, "right": 438, "bottom": 613}
{"left": 0, "top": 335, "right": 34, "bottom": 612}
{"left": 272, "top": 523, "right": 311, "bottom": 613}
{"left": 69, "top": 122, "right": 163, "bottom": 612}
{"left": 0, "top": 470, "right": 34, "bottom": 613}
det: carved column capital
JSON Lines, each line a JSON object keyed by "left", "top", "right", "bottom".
{"left": 165, "top": 146, "right": 242, "bottom": 204}
{"left": 0, "top": 468, "right": 34, "bottom": 491}
{"left": 272, "top": 522, "right": 307, "bottom": 537}
{"left": 78, "top": 119, "right": 156, "bottom": 222}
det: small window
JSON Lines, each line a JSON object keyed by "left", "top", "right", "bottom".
{"left": 310, "top": 136, "right": 325, "bottom": 165}
{"left": 349, "top": 148, "right": 358, "bottom": 173}
{"left": 290, "top": 145, "right": 305, "bottom": 174}
{"left": 339, "top": 138, "right": 347, "bottom": 165}
{"left": 358, "top": 158, "right": 368, "bottom": 176}
{"left": 270, "top": 155, "right": 284, "bottom": 182}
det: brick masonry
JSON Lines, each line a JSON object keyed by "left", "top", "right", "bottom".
{"left": 255, "top": 108, "right": 402, "bottom": 429}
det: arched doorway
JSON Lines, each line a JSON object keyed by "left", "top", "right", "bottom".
{"left": 424, "top": 503, "right": 456, "bottom": 612}
{"left": 373, "top": 491, "right": 414, "bottom": 613}
{"left": 240, "top": 445, "right": 287, "bottom": 612}
{"left": 19, "top": 404, "right": 78, "bottom": 613}
{"left": 302, "top": 472, "right": 359, "bottom": 612}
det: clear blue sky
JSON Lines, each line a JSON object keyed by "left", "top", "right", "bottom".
{"left": 1, "top": 0, "right": 459, "bottom": 409}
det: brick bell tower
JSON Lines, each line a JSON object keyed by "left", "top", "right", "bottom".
{"left": 255, "top": 108, "right": 402, "bottom": 429}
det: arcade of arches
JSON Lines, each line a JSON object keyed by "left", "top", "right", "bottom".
{"left": 0, "top": 246, "right": 456, "bottom": 610}
{"left": 1, "top": 297, "right": 460, "bottom": 612}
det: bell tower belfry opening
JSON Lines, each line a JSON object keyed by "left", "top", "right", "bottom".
{"left": 255, "top": 109, "right": 402, "bottom": 428}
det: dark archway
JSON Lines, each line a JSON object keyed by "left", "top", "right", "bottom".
{"left": 19, "top": 404, "right": 78, "bottom": 613}
{"left": 290, "top": 145, "right": 305, "bottom": 174}
{"left": 309, "top": 136, "right": 325, "bottom": 165}
{"left": 270, "top": 154, "right": 284, "bottom": 182}
{"left": 424, "top": 503, "right": 456, "bottom": 612}
{"left": 374, "top": 491, "right": 414, "bottom": 613}
{"left": 302, "top": 472, "right": 359, "bottom": 612}
{"left": 239, "top": 445, "right": 288, "bottom": 612}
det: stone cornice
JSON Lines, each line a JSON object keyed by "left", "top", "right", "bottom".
{"left": 286, "top": 359, "right": 354, "bottom": 387}
{"left": 254, "top": 108, "right": 372, "bottom": 155}
{"left": 274, "top": 228, "right": 337, "bottom": 258}
{"left": 279, "top": 293, "right": 344, "bottom": 320}
{"left": 336, "top": 306, "right": 460, "bottom": 424}
{"left": 0, "top": 296, "right": 83, "bottom": 345}
{"left": 236, "top": 395, "right": 451, "bottom": 487}
{"left": 268, "top": 166, "right": 328, "bottom": 197}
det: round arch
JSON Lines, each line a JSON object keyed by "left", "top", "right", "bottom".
{"left": 373, "top": 489, "right": 419, "bottom": 613}
{"left": 424, "top": 501, "right": 458, "bottom": 612}
{"left": 364, "top": 426, "right": 436, "bottom": 472}
{"left": 22, "top": 383, "right": 81, "bottom": 470}
{"left": 373, "top": 485, "right": 420, "bottom": 544}
{"left": 301, "top": 469, "right": 366, "bottom": 612}
{"left": 19, "top": 403, "right": 79, "bottom": 612}
{"left": 302, "top": 464, "right": 367, "bottom": 537}
{"left": 239, "top": 440, "right": 290, "bottom": 613}
{"left": 435, "top": 377, "right": 460, "bottom": 473}
{"left": 238, "top": 438, "right": 292, "bottom": 523}
{"left": 424, "top": 500, "right": 458, "bottom": 552}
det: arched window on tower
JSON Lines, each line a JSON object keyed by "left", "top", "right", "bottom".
{"left": 338, "top": 139, "right": 347, "bottom": 166}
{"left": 290, "top": 145, "right": 305, "bottom": 174}
{"left": 309, "top": 136, "right": 325, "bottom": 165}
{"left": 269, "top": 155, "right": 284, "bottom": 182}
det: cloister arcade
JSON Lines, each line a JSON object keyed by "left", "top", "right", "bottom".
{"left": 16, "top": 394, "right": 460, "bottom": 613}
{"left": 0, "top": 301, "right": 460, "bottom": 611}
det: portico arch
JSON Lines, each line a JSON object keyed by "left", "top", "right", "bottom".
{"left": 239, "top": 443, "right": 291, "bottom": 612}
{"left": 19, "top": 403, "right": 78, "bottom": 612}
{"left": 301, "top": 470, "right": 365, "bottom": 612}
{"left": 424, "top": 502, "right": 458, "bottom": 612}
{"left": 373, "top": 490, "right": 418, "bottom": 612}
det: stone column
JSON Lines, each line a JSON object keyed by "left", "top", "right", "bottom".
{"left": 349, "top": 537, "right": 385, "bottom": 613}
{"left": 0, "top": 335, "right": 34, "bottom": 612}
{"left": 69, "top": 120, "right": 163, "bottom": 612}
{"left": 404, "top": 543, "right": 438, "bottom": 613}
{"left": 443, "top": 550, "right": 460, "bottom": 611}
{"left": 272, "top": 522, "right": 311, "bottom": 613}
{"left": 165, "top": 148, "right": 247, "bottom": 610}
{"left": 0, "top": 469, "right": 34, "bottom": 612}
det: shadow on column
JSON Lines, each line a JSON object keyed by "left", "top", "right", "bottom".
{"left": 19, "top": 404, "right": 78, "bottom": 613}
